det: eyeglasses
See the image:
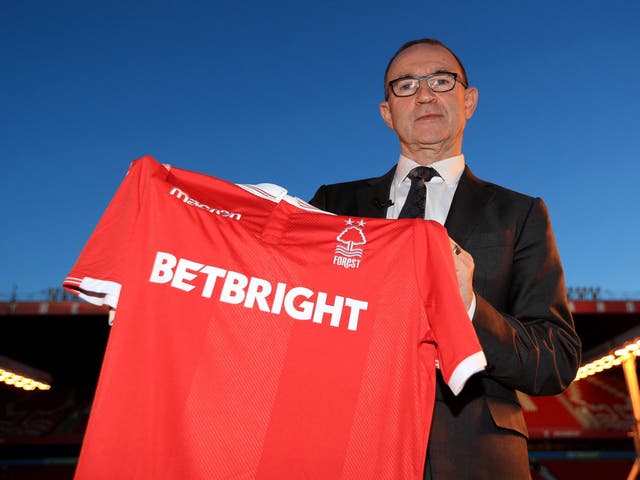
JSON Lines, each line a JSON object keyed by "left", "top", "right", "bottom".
{"left": 387, "top": 71, "right": 467, "bottom": 98}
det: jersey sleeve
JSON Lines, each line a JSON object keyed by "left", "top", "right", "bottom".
{"left": 415, "top": 221, "right": 487, "bottom": 395}
{"left": 62, "top": 156, "right": 166, "bottom": 309}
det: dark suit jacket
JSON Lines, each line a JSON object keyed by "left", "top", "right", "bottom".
{"left": 310, "top": 165, "right": 581, "bottom": 479}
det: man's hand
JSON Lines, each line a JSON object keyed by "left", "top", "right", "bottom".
{"left": 449, "top": 238, "right": 475, "bottom": 311}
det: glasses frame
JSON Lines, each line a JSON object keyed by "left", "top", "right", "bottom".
{"left": 386, "top": 71, "right": 468, "bottom": 99}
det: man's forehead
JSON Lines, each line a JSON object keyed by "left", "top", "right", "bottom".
{"left": 390, "top": 44, "right": 458, "bottom": 73}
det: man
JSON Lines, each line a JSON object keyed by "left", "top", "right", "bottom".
{"left": 309, "top": 38, "right": 581, "bottom": 479}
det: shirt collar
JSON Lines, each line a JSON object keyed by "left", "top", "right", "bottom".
{"left": 394, "top": 154, "right": 466, "bottom": 186}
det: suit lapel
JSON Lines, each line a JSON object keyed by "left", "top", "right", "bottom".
{"left": 357, "top": 166, "right": 396, "bottom": 219}
{"left": 354, "top": 164, "right": 494, "bottom": 237}
{"left": 445, "top": 166, "right": 495, "bottom": 247}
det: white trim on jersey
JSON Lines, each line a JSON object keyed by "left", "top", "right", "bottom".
{"left": 238, "top": 183, "right": 288, "bottom": 202}
{"left": 448, "top": 351, "right": 487, "bottom": 395}
{"left": 64, "top": 276, "right": 121, "bottom": 310}
{"left": 237, "top": 182, "right": 332, "bottom": 214}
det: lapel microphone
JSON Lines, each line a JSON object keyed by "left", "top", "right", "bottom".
{"left": 374, "top": 199, "right": 394, "bottom": 209}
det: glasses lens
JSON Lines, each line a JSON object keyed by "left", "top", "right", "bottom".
{"left": 429, "top": 74, "right": 456, "bottom": 92}
{"left": 392, "top": 78, "right": 419, "bottom": 97}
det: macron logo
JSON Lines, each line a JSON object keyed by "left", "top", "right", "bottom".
{"left": 170, "top": 187, "right": 241, "bottom": 221}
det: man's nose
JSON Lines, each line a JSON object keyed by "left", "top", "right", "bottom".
{"left": 415, "top": 80, "right": 437, "bottom": 103}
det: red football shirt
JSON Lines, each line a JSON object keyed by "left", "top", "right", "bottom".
{"left": 64, "top": 156, "right": 486, "bottom": 479}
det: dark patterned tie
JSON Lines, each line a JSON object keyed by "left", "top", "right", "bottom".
{"left": 398, "top": 166, "right": 439, "bottom": 219}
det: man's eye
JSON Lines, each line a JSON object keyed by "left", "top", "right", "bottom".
{"left": 432, "top": 77, "right": 452, "bottom": 86}
{"left": 396, "top": 80, "right": 416, "bottom": 91}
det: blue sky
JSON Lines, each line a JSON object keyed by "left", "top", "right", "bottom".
{"left": 2, "top": 0, "right": 639, "bottom": 300}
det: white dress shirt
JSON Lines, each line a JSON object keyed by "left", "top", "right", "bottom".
{"left": 387, "top": 154, "right": 465, "bottom": 223}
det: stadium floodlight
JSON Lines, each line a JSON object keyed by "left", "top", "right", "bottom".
{"left": 0, "top": 354, "right": 52, "bottom": 391}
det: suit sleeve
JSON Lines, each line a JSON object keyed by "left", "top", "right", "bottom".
{"left": 472, "top": 197, "right": 581, "bottom": 395}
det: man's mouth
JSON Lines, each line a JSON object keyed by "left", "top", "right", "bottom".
{"left": 416, "top": 112, "right": 441, "bottom": 121}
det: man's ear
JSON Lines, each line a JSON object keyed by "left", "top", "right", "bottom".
{"left": 379, "top": 101, "right": 394, "bottom": 130}
{"left": 464, "top": 87, "right": 478, "bottom": 120}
